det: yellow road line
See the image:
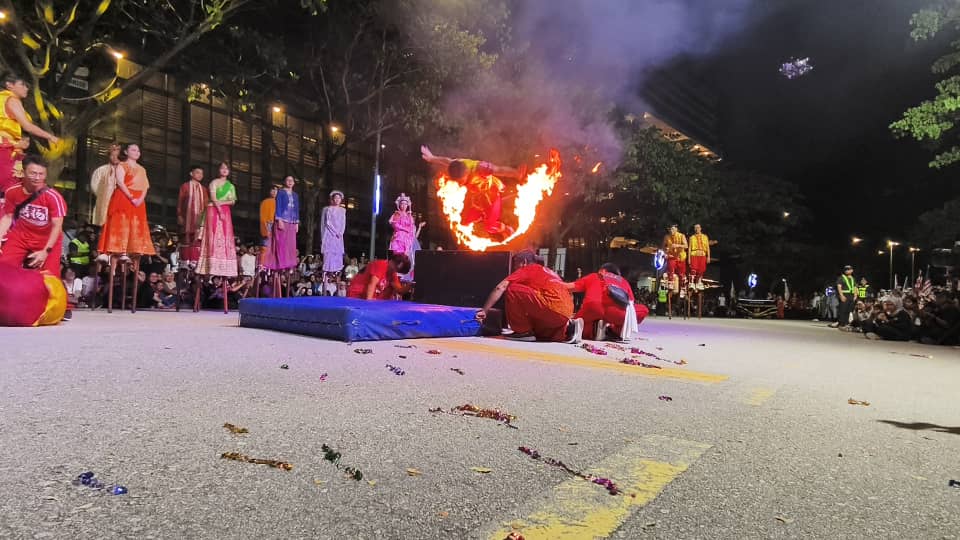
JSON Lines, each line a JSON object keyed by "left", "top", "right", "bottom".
{"left": 419, "top": 339, "right": 727, "bottom": 384}
{"left": 744, "top": 387, "right": 776, "bottom": 406}
{"left": 489, "top": 435, "right": 711, "bottom": 540}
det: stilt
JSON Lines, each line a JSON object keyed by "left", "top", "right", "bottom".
{"left": 107, "top": 256, "right": 117, "bottom": 313}
{"left": 130, "top": 256, "right": 141, "bottom": 313}
{"left": 222, "top": 277, "right": 229, "bottom": 314}
{"left": 194, "top": 276, "right": 202, "bottom": 312}
{"left": 120, "top": 259, "right": 128, "bottom": 311}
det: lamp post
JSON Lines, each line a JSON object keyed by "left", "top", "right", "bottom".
{"left": 909, "top": 247, "right": 920, "bottom": 285}
{"left": 887, "top": 240, "right": 900, "bottom": 290}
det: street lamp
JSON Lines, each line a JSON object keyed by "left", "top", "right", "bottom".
{"left": 887, "top": 241, "right": 900, "bottom": 290}
{"left": 909, "top": 247, "right": 920, "bottom": 285}
{"left": 0, "top": 11, "right": 7, "bottom": 21}
{"left": 851, "top": 236, "right": 863, "bottom": 245}
{"left": 330, "top": 125, "right": 339, "bottom": 133}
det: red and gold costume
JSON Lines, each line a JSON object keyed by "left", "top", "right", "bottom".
{"left": 346, "top": 260, "right": 402, "bottom": 300}
{"left": 0, "top": 184, "right": 67, "bottom": 275}
{"left": 0, "top": 90, "right": 25, "bottom": 195}
{"left": 688, "top": 232, "right": 710, "bottom": 279}
{"left": 98, "top": 161, "right": 156, "bottom": 255}
{"left": 0, "top": 264, "right": 66, "bottom": 326}
{"left": 663, "top": 231, "right": 687, "bottom": 278}
{"left": 177, "top": 179, "right": 208, "bottom": 262}
{"left": 457, "top": 159, "right": 509, "bottom": 236}
{"left": 572, "top": 271, "right": 649, "bottom": 340}
{"left": 504, "top": 264, "right": 573, "bottom": 342}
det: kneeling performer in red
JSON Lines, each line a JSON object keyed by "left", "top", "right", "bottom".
{"left": 476, "top": 249, "right": 584, "bottom": 343}
{"left": 346, "top": 253, "right": 412, "bottom": 300}
{"left": 567, "top": 263, "right": 648, "bottom": 341}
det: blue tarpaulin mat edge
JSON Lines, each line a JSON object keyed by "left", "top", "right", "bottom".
{"left": 238, "top": 296, "right": 481, "bottom": 342}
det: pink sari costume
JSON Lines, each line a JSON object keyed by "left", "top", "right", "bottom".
{"left": 265, "top": 188, "right": 299, "bottom": 270}
{"left": 320, "top": 204, "right": 346, "bottom": 273}
{"left": 389, "top": 211, "right": 415, "bottom": 254}
{"left": 196, "top": 179, "right": 237, "bottom": 277}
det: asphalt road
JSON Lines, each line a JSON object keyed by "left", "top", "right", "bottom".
{"left": 1, "top": 310, "right": 958, "bottom": 539}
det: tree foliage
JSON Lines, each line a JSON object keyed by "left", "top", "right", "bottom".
{"left": 890, "top": 1, "right": 960, "bottom": 168}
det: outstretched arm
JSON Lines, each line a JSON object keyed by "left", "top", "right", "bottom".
{"left": 490, "top": 163, "right": 521, "bottom": 179}
{"left": 420, "top": 145, "right": 454, "bottom": 167}
{"left": 5, "top": 98, "right": 59, "bottom": 143}
{"left": 476, "top": 278, "right": 510, "bottom": 321}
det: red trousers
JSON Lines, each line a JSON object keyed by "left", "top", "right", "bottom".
{"left": 0, "top": 145, "right": 23, "bottom": 195}
{"left": 667, "top": 257, "right": 686, "bottom": 277}
{"left": 461, "top": 190, "right": 504, "bottom": 234}
{"left": 505, "top": 283, "right": 569, "bottom": 342}
{"left": 576, "top": 301, "right": 649, "bottom": 340}
{"left": 689, "top": 255, "right": 707, "bottom": 277}
{"left": 0, "top": 229, "right": 62, "bottom": 275}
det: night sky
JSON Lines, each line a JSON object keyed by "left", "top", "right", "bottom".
{"left": 701, "top": 0, "right": 950, "bottom": 249}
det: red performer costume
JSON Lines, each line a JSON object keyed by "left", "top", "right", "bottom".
{"left": 476, "top": 250, "right": 583, "bottom": 343}
{"left": 688, "top": 224, "right": 710, "bottom": 287}
{"left": 177, "top": 165, "right": 208, "bottom": 263}
{"left": 663, "top": 225, "right": 688, "bottom": 283}
{"left": 421, "top": 145, "right": 522, "bottom": 237}
{"left": 0, "top": 158, "right": 67, "bottom": 276}
{"left": 0, "top": 263, "right": 66, "bottom": 326}
{"left": 346, "top": 253, "right": 411, "bottom": 300}
{"left": 570, "top": 265, "right": 648, "bottom": 340}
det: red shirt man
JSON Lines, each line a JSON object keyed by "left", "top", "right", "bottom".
{"left": 569, "top": 263, "right": 648, "bottom": 340}
{"left": 346, "top": 253, "right": 411, "bottom": 300}
{"left": 0, "top": 155, "right": 66, "bottom": 275}
{"left": 477, "top": 250, "right": 582, "bottom": 343}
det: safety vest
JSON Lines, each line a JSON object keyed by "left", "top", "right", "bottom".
{"left": 69, "top": 238, "right": 90, "bottom": 265}
{"left": 857, "top": 285, "right": 868, "bottom": 299}
{"left": 0, "top": 90, "right": 23, "bottom": 145}
{"left": 658, "top": 289, "right": 668, "bottom": 303}
{"left": 840, "top": 274, "right": 856, "bottom": 294}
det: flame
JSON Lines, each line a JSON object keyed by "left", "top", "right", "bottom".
{"left": 436, "top": 150, "right": 561, "bottom": 251}
{"left": 591, "top": 161, "right": 602, "bottom": 174}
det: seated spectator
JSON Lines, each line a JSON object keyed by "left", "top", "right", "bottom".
{"left": 565, "top": 262, "right": 648, "bottom": 340}
{"left": 158, "top": 271, "right": 178, "bottom": 308}
{"left": 861, "top": 296, "right": 912, "bottom": 341}
{"left": 239, "top": 246, "right": 257, "bottom": 277}
{"left": 344, "top": 257, "right": 359, "bottom": 282}
{"left": 80, "top": 262, "right": 100, "bottom": 307}
{"left": 61, "top": 268, "right": 82, "bottom": 320}
{"left": 476, "top": 249, "right": 583, "bottom": 343}
{"left": 917, "top": 293, "right": 960, "bottom": 345}
{"left": 294, "top": 275, "right": 312, "bottom": 296}
{"left": 347, "top": 253, "right": 411, "bottom": 300}
{"left": 137, "top": 271, "right": 162, "bottom": 309}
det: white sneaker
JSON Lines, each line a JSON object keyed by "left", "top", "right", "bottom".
{"left": 564, "top": 318, "right": 585, "bottom": 344}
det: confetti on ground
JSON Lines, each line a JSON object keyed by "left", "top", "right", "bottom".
{"left": 620, "top": 358, "right": 662, "bottom": 369}
{"left": 398, "top": 355, "right": 407, "bottom": 359}
{"left": 518, "top": 446, "right": 620, "bottom": 495}
{"left": 72, "top": 472, "right": 127, "bottom": 495}
{"left": 406, "top": 468, "right": 422, "bottom": 476}
{"left": 698, "top": 343, "right": 706, "bottom": 347}
{"left": 450, "top": 368, "right": 465, "bottom": 375}
{"left": 220, "top": 452, "right": 292, "bottom": 471}
{"left": 889, "top": 351, "right": 934, "bottom": 359}
{"left": 438, "top": 511, "right": 449, "bottom": 518}
{"left": 321, "top": 444, "right": 363, "bottom": 480}
{"left": 429, "top": 404, "right": 517, "bottom": 428}
{"left": 394, "top": 344, "right": 416, "bottom": 349}
{"left": 279, "top": 364, "right": 289, "bottom": 369}
{"left": 658, "top": 395, "right": 673, "bottom": 402}
{"left": 504, "top": 533, "right": 525, "bottom": 540}
{"left": 580, "top": 343, "right": 607, "bottom": 355}
{"left": 319, "top": 373, "right": 328, "bottom": 382}
{"left": 354, "top": 348, "right": 373, "bottom": 354}
{"left": 367, "top": 480, "right": 376, "bottom": 486}
{"left": 223, "top": 423, "right": 249, "bottom": 434}
{"left": 604, "top": 343, "right": 627, "bottom": 351}
{"left": 847, "top": 398, "right": 870, "bottom": 406}
{"left": 779, "top": 57, "right": 813, "bottom": 79}
{"left": 427, "top": 349, "right": 442, "bottom": 355}
{"left": 949, "top": 479, "right": 960, "bottom": 488}
{"left": 386, "top": 364, "right": 406, "bottom": 376}
{"left": 775, "top": 516, "right": 795, "bottom": 524}
{"left": 471, "top": 467, "right": 493, "bottom": 474}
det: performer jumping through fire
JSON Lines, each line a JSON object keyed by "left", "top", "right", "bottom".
{"left": 420, "top": 145, "right": 522, "bottom": 238}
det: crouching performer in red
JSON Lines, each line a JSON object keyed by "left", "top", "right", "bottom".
{"left": 566, "top": 262, "right": 647, "bottom": 341}
{"left": 476, "top": 249, "right": 584, "bottom": 343}
{"left": 346, "top": 252, "right": 412, "bottom": 300}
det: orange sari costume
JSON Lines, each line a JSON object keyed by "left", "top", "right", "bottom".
{"left": 98, "top": 161, "right": 156, "bottom": 255}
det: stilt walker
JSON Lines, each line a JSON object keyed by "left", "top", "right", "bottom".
{"left": 663, "top": 225, "right": 687, "bottom": 319}
{"left": 195, "top": 163, "right": 238, "bottom": 314}
{"left": 177, "top": 164, "right": 208, "bottom": 311}
{"left": 320, "top": 190, "right": 346, "bottom": 296}
{"left": 263, "top": 175, "right": 299, "bottom": 297}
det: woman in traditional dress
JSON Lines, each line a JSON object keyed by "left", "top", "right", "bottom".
{"left": 98, "top": 143, "right": 156, "bottom": 313}
{"left": 320, "top": 190, "right": 346, "bottom": 295}
{"left": 388, "top": 193, "right": 416, "bottom": 256}
{"left": 265, "top": 175, "right": 299, "bottom": 296}
{"left": 195, "top": 162, "right": 238, "bottom": 312}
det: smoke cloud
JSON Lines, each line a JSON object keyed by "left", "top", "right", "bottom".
{"left": 430, "top": 0, "right": 757, "bottom": 169}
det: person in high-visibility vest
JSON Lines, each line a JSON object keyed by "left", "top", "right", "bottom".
{"left": 68, "top": 230, "right": 91, "bottom": 275}
{"left": 834, "top": 265, "right": 857, "bottom": 329}
{"left": 857, "top": 277, "right": 869, "bottom": 300}
{"left": 0, "top": 73, "right": 59, "bottom": 200}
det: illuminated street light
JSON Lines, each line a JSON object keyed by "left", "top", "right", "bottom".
{"left": 330, "top": 125, "right": 339, "bottom": 133}
{"left": 0, "top": 11, "right": 8, "bottom": 21}
{"left": 110, "top": 50, "right": 124, "bottom": 60}
{"left": 909, "top": 247, "right": 921, "bottom": 284}
{"left": 877, "top": 250, "right": 885, "bottom": 255}
{"left": 272, "top": 106, "right": 282, "bottom": 113}
{"left": 851, "top": 236, "right": 863, "bottom": 245}
{"left": 886, "top": 241, "right": 900, "bottom": 289}
{"left": 782, "top": 211, "right": 790, "bottom": 218}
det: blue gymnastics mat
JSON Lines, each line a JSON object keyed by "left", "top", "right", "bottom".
{"left": 238, "top": 296, "right": 481, "bottom": 342}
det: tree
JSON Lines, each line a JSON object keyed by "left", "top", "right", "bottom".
{"left": 910, "top": 197, "right": 960, "bottom": 247}
{"left": 0, "top": 0, "right": 325, "bottom": 161}
{"left": 890, "top": 2, "right": 960, "bottom": 168}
